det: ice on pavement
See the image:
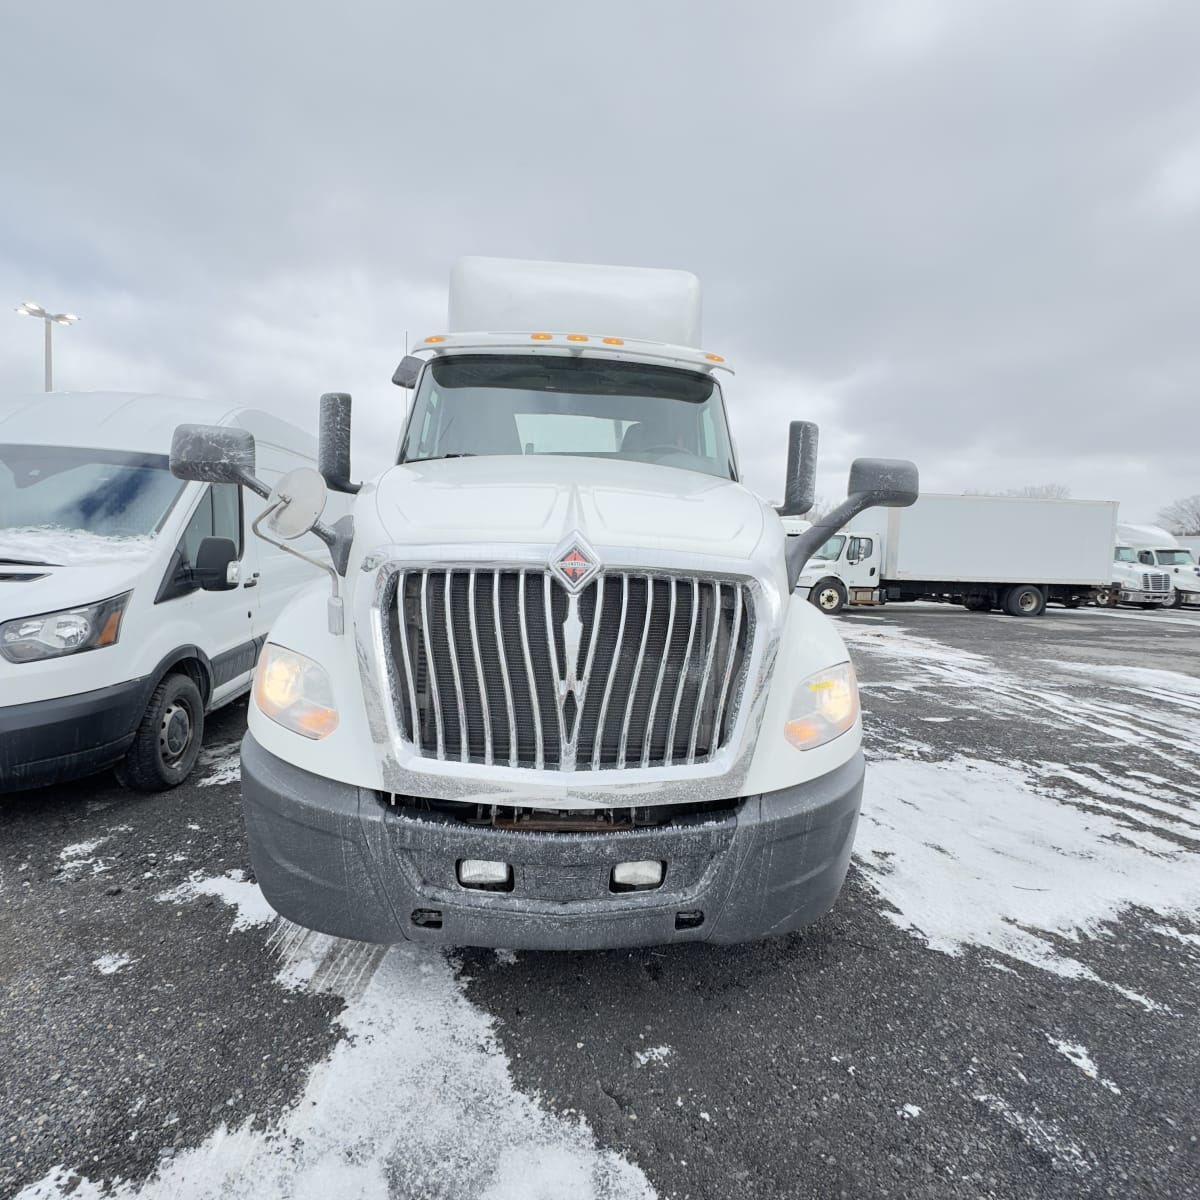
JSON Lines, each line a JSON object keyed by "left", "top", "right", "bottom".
{"left": 846, "top": 620, "right": 1200, "bottom": 997}
{"left": 27, "top": 881, "right": 654, "bottom": 1200}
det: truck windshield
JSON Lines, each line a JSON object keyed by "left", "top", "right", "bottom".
{"left": 0, "top": 444, "right": 183, "bottom": 562}
{"left": 811, "top": 535, "right": 846, "bottom": 561}
{"left": 1155, "top": 550, "right": 1194, "bottom": 565}
{"left": 400, "top": 354, "right": 736, "bottom": 481}
{"left": 1114, "top": 546, "right": 1136, "bottom": 563}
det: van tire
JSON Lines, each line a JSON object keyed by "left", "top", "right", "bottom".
{"left": 116, "top": 673, "right": 206, "bottom": 792}
{"left": 809, "top": 578, "right": 847, "bottom": 614}
{"left": 1003, "top": 584, "right": 1046, "bottom": 617}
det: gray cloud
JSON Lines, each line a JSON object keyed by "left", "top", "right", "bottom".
{"left": 2, "top": 0, "right": 1198, "bottom": 521}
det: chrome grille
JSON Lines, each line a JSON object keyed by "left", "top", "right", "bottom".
{"left": 383, "top": 569, "right": 753, "bottom": 770}
{"left": 1142, "top": 572, "right": 1170, "bottom": 593}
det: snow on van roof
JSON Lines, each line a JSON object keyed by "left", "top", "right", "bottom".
{"left": 0, "top": 392, "right": 317, "bottom": 458}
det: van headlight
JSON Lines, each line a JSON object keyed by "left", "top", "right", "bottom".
{"left": 253, "top": 644, "right": 339, "bottom": 739}
{"left": 0, "top": 593, "right": 131, "bottom": 663}
{"left": 784, "top": 661, "right": 859, "bottom": 750}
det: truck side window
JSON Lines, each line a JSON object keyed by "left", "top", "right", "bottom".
{"left": 1137, "top": 550, "right": 1154, "bottom": 566}
{"left": 850, "top": 537, "right": 873, "bottom": 561}
{"left": 179, "top": 485, "right": 243, "bottom": 566}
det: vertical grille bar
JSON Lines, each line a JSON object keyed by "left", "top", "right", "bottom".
{"left": 492, "top": 568, "right": 518, "bottom": 767}
{"left": 518, "top": 570, "right": 544, "bottom": 769}
{"left": 712, "top": 585, "right": 744, "bottom": 744}
{"left": 543, "top": 572, "right": 566, "bottom": 758}
{"left": 467, "top": 568, "right": 493, "bottom": 766}
{"left": 443, "top": 571, "right": 468, "bottom": 763}
{"left": 394, "top": 572, "right": 421, "bottom": 744}
{"left": 687, "top": 582, "right": 723, "bottom": 764}
{"left": 420, "top": 572, "right": 445, "bottom": 759}
{"left": 665, "top": 581, "right": 700, "bottom": 767}
{"left": 641, "top": 577, "right": 677, "bottom": 768}
{"left": 618, "top": 575, "right": 654, "bottom": 768}
{"left": 592, "top": 575, "right": 629, "bottom": 770}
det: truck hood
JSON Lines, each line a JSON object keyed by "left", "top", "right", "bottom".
{"left": 373, "top": 455, "right": 768, "bottom": 560}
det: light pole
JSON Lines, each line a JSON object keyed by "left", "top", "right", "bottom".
{"left": 15, "top": 301, "right": 79, "bottom": 391}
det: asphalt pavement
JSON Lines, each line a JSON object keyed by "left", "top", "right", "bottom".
{"left": 2, "top": 603, "right": 1198, "bottom": 1199}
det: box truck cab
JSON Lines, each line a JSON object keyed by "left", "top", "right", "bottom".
{"left": 168, "top": 256, "right": 918, "bottom": 950}
{"left": 0, "top": 393, "right": 329, "bottom": 793}
{"left": 1115, "top": 523, "right": 1200, "bottom": 609}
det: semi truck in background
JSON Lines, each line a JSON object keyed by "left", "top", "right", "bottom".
{"left": 794, "top": 493, "right": 1117, "bottom": 616}
{"left": 0, "top": 394, "right": 337, "bottom": 793}
{"left": 1115, "top": 523, "right": 1200, "bottom": 609}
{"left": 168, "top": 256, "right": 918, "bottom": 950}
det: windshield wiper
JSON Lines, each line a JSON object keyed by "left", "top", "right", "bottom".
{"left": 0, "top": 556, "right": 59, "bottom": 567}
{"left": 402, "top": 453, "right": 477, "bottom": 464}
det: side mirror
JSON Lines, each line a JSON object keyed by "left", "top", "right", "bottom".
{"left": 170, "top": 425, "right": 269, "bottom": 498}
{"left": 259, "top": 467, "right": 328, "bottom": 541}
{"left": 785, "top": 457, "right": 919, "bottom": 589}
{"left": 318, "top": 393, "right": 361, "bottom": 495}
{"left": 193, "top": 537, "right": 239, "bottom": 591}
{"left": 777, "top": 420, "right": 818, "bottom": 517}
{"left": 391, "top": 355, "right": 423, "bottom": 389}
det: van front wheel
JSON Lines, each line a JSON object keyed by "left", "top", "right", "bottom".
{"left": 116, "top": 673, "right": 205, "bottom": 792}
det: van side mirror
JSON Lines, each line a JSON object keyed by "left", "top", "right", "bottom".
{"left": 193, "top": 537, "right": 240, "bottom": 591}
{"left": 777, "top": 420, "right": 818, "bottom": 517}
{"left": 391, "top": 355, "right": 423, "bottom": 388}
{"left": 170, "top": 425, "right": 269, "bottom": 498}
{"left": 319, "top": 392, "right": 361, "bottom": 495}
{"left": 785, "top": 457, "right": 919, "bottom": 589}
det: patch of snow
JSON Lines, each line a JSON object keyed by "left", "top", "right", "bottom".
{"left": 93, "top": 953, "right": 135, "bottom": 976}
{"left": 1046, "top": 1037, "right": 1121, "bottom": 1095}
{"left": 155, "top": 870, "right": 276, "bottom": 932}
{"left": 856, "top": 756, "right": 1200, "bottom": 1003}
{"left": 1051, "top": 661, "right": 1200, "bottom": 698}
{"left": 494, "top": 948, "right": 519, "bottom": 966}
{"left": 16, "top": 944, "right": 654, "bottom": 1200}
{"left": 898, "top": 1104, "right": 922, "bottom": 1119}
{"left": 634, "top": 1046, "right": 672, "bottom": 1068}
{"left": 974, "top": 1094, "right": 1092, "bottom": 1175}
{"left": 0, "top": 527, "right": 157, "bottom": 566}
{"left": 194, "top": 742, "right": 241, "bottom": 788}
{"left": 60, "top": 838, "right": 107, "bottom": 860}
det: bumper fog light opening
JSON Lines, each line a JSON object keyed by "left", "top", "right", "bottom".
{"left": 611, "top": 860, "right": 665, "bottom": 892}
{"left": 458, "top": 859, "right": 514, "bottom": 892}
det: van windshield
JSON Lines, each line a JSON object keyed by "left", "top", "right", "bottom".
{"left": 399, "top": 354, "right": 737, "bottom": 481}
{"left": 0, "top": 444, "right": 183, "bottom": 564}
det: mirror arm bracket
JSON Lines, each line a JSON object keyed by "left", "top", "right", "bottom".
{"left": 251, "top": 502, "right": 345, "bottom": 634}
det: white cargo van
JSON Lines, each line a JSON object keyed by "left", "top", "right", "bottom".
{"left": 0, "top": 392, "right": 327, "bottom": 793}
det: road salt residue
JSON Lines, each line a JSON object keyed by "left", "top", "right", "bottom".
{"left": 24, "top": 880, "right": 655, "bottom": 1200}
{"left": 846, "top": 621, "right": 1200, "bottom": 997}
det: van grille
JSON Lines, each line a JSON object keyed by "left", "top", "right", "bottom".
{"left": 382, "top": 569, "right": 753, "bottom": 770}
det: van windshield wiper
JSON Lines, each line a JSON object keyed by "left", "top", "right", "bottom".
{"left": 402, "top": 453, "right": 477, "bottom": 464}
{"left": 0, "top": 556, "right": 58, "bottom": 567}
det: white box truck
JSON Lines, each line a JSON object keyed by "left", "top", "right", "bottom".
{"left": 0, "top": 392, "right": 334, "bottom": 793}
{"left": 167, "top": 256, "right": 918, "bottom": 950}
{"left": 795, "top": 493, "right": 1117, "bottom": 616}
{"left": 1113, "top": 524, "right": 1200, "bottom": 609}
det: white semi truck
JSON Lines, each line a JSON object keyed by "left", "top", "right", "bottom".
{"left": 1115, "top": 523, "right": 1200, "bottom": 609}
{"left": 795, "top": 493, "right": 1117, "bottom": 616}
{"left": 168, "top": 256, "right": 918, "bottom": 950}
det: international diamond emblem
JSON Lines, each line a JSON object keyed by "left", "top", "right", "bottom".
{"left": 550, "top": 537, "right": 600, "bottom": 592}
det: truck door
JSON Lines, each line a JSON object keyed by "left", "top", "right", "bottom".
{"left": 843, "top": 536, "right": 878, "bottom": 588}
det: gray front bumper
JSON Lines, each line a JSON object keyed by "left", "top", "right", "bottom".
{"left": 240, "top": 733, "right": 865, "bottom": 950}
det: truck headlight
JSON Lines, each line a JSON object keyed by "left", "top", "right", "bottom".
{"left": 0, "top": 593, "right": 131, "bottom": 664}
{"left": 253, "top": 644, "right": 339, "bottom": 739}
{"left": 784, "top": 662, "right": 859, "bottom": 750}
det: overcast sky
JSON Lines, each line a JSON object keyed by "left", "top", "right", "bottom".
{"left": 2, "top": 0, "right": 1198, "bottom": 520}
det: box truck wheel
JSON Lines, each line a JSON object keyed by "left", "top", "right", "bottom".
{"left": 116, "top": 673, "right": 206, "bottom": 792}
{"left": 1098, "top": 586, "right": 1121, "bottom": 608}
{"left": 1003, "top": 584, "right": 1045, "bottom": 617}
{"left": 809, "top": 578, "right": 847, "bottom": 614}
{"left": 1169, "top": 589, "right": 1184, "bottom": 609}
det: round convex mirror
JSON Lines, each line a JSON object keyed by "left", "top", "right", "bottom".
{"left": 264, "top": 467, "right": 328, "bottom": 540}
